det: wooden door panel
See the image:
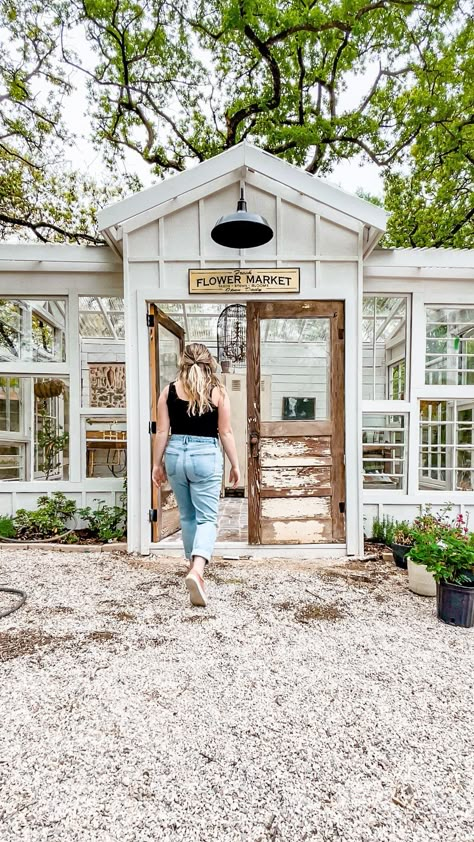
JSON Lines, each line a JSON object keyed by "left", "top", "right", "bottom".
{"left": 261, "top": 465, "right": 331, "bottom": 496}
{"left": 160, "top": 488, "right": 181, "bottom": 538}
{"left": 247, "top": 300, "right": 345, "bottom": 545}
{"left": 259, "top": 436, "right": 332, "bottom": 466}
{"left": 149, "top": 304, "right": 185, "bottom": 543}
{"left": 261, "top": 497, "right": 333, "bottom": 544}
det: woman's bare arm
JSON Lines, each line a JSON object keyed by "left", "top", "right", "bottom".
{"left": 152, "top": 386, "right": 171, "bottom": 486}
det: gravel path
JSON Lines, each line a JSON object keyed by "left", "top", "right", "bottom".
{"left": 0, "top": 550, "right": 473, "bottom": 842}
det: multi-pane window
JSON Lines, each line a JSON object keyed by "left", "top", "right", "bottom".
{"left": 362, "top": 297, "right": 408, "bottom": 400}
{"left": 0, "top": 376, "right": 25, "bottom": 480}
{"left": 34, "top": 380, "right": 69, "bottom": 480}
{"left": 0, "top": 299, "right": 66, "bottom": 362}
{"left": 419, "top": 400, "right": 473, "bottom": 491}
{"left": 425, "top": 307, "right": 474, "bottom": 385}
{"left": 0, "top": 376, "right": 69, "bottom": 481}
{"left": 363, "top": 414, "right": 407, "bottom": 490}
{"left": 79, "top": 298, "right": 126, "bottom": 480}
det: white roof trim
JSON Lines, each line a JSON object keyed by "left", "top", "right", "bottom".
{"left": 0, "top": 243, "right": 121, "bottom": 272}
{"left": 367, "top": 247, "right": 474, "bottom": 269}
{"left": 98, "top": 142, "right": 387, "bottom": 236}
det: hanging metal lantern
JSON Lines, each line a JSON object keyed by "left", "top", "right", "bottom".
{"left": 211, "top": 188, "right": 273, "bottom": 249}
{"left": 217, "top": 304, "right": 247, "bottom": 368}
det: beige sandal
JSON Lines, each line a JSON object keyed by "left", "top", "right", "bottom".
{"left": 185, "top": 570, "right": 207, "bottom": 607}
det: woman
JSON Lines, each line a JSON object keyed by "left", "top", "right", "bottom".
{"left": 152, "top": 343, "right": 240, "bottom": 607}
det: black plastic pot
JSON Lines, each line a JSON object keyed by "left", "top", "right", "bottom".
{"left": 437, "top": 580, "right": 474, "bottom": 628}
{"left": 390, "top": 542, "right": 413, "bottom": 570}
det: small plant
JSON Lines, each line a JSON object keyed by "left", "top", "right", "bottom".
{"left": 411, "top": 504, "right": 468, "bottom": 542}
{"left": 0, "top": 515, "right": 16, "bottom": 539}
{"left": 78, "top": 498, "right": 126, "bottom": 543}
{"left": 371, "top": 515, "right": 395, "bottom": 545}
{"left": 14, "top": 493, "right": 77, "bottom": 540}
{"left": 392, "top": 520, "right": 414, "bottom": 546}
{"left": 36, "top": 403, "right": 69, "bottom": 479}
{"left": 408, "top": 533, "right": 474, "bottom": 585}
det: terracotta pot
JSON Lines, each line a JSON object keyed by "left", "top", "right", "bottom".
{"left": 407, "top": 558, "right": 436, "bottom": 597}
{"left": 221, "top": 361, "right": 231, "bottom": 373}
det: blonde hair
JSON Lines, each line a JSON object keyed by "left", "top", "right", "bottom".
{"left": 177, "top": 343, "right": 222, "bottom": 416}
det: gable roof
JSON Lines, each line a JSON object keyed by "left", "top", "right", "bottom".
{"left": 98, "top": 142, "right": 387, "bottom": 255}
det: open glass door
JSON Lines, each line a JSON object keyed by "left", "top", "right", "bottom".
{"left": 149, "top": 304, "right": 185, "bottom": 542}
{"left": 247, "top": 301, "right": 345, "bottom": 544}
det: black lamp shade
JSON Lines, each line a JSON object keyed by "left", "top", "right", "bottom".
{"left": 211, "top": 189, "right": 274, "bottom": 249}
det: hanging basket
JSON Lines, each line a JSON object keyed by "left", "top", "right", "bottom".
{"left": 34, "top": 379, "right": 65, "bottom": 399}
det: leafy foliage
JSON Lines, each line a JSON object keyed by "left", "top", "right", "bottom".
{"left": 370, "top": 515, "right": 394, "bottom": 545}
{"left": 0, "top": 515, "right": 16, "bottom": 538}
{"left": 0, "top": 0, "right": 472, "bottom": 245}
{"left": 13, "top": 492, "right": 77, "bottom": 539}
{"left": 78, "top": 498, "right": 126, "bottom": 542}
{"left": 408, "top": 533, "right": 474, "bottom": 585}
{"left": 36, "top": 403, "right": 69, "bottom": 479}
{"left": 392, "top": 520, "right": 414, "bottom": 547}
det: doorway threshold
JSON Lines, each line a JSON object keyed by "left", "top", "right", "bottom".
{"left": 149, "top": 542, "right": 347, "bottom": 559}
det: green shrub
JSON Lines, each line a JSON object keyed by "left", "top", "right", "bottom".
{"left": 371, "top": 515, "right": 395, "bottom": 545}
{"left": 0, "top": 515, "right": 16, "bottom": 539}
{"left": 392, "top": 520, "right": 414, "bottom": 546}
{"left": 78, "top": 498, "right": 126, "bottom": 543}
{"left": 14, "top": 493, "right": 77, "bottom": 540}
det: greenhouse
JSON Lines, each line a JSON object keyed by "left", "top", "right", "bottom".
{"left": 0, "top": 144, "right": 473, "bottom": 555}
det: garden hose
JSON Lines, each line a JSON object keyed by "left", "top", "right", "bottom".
{"left": 0, "top": 586, "right": 26, "bottom": 618}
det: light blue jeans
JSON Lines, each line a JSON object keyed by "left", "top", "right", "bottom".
{"left": 164, "top": 435, "right": 223, "bottom": 563}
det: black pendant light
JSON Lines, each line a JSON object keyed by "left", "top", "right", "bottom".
{"left": 211, "top": 188, "right": 273, "bottom": 249}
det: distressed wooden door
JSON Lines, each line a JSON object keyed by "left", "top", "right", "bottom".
{"left": 149, "top": 304, "right": 185, "bottom": 542}
{"left": 247, "top": 301, "right": 345, "bottom": 544}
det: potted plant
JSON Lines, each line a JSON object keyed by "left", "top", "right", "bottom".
{"left": 406, "top": 548, "right": 437, "bottom": 597}
{"left": 408, "top": 533, "right": 474, "bottom": 627}
{"left": 391, "top": 520, "right": 414, "bottom": 569}
{"left": 406, "top": 507, "right": 470, "bottom": 596}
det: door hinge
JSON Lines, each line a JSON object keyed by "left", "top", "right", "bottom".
{"left": 149, "top": 421, "right": 157, "bottom": 435}
{"left": 338, "top": 328, "right": 344, "bottom": 340}
{"left": 339, "top": 501, "right": 346, "bottom": 514}
{"left": 148, "top": 508, "right": 158, "bottom": 522}
{"left": 146, "top": 313, "right": 155, "bottom": 328}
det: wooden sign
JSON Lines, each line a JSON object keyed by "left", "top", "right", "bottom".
{"left": 189, "top": 268, "right": 300, "bottom": 294}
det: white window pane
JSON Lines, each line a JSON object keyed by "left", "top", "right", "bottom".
{"left": 362, "top": 296, "right": 407, "bottom": 400}
{"left": 363, "top": 414, "right": 407, "bottom": 490}
{"left": 425, "top": 307, "right": 474, "bottom": 385}
{"left": 0, "top": 298, "right": 66, "bottom": 363}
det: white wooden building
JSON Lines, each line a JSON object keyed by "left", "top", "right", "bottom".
{"left": 1, "top": 144, "right": 473, "bottom": 556}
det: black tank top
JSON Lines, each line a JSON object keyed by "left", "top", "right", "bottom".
{"left": 167, "top": 382, "right": 219, "bottom": 438}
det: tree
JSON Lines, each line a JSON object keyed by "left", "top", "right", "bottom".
{"left": 383, "top": 23, "right": 474, "bottom": 248}
{"left": 1, "top": 0, "right": 472, "bottom": 246}
{"left": 67, "top": 0, "right": 461, "bottom": 175}
{"left": 0, "top": 0, "right": 125, "bottom": 243}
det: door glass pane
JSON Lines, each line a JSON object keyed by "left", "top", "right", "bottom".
{"left": 260, "top": 318, "right": 330, "bottom": 421}
{"left": 159, "top": 326, "right": 181, "bottom": 391}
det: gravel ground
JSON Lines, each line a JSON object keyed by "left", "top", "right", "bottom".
{"left": 0, "top": 549, "right": 473, "bottom": 842}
